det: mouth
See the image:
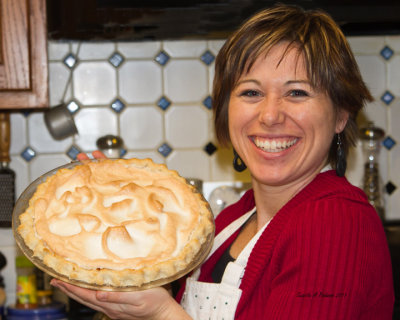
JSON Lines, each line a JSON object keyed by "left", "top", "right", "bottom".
{"left": 253, "top": 136, "right": 298, "bottom": 153}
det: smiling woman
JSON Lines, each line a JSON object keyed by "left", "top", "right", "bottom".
{"left": 49, "top": 4, "right": 394, "bottom": 320}
{"left": 227, "top": 43, "right": 346, "bottom": 195}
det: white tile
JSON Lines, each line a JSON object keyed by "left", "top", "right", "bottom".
{"left": 77, "top": 42, "right": 116, "bottom": 60}
{"left": 210, "top": 147, "right": 252, "bottom": 182}
{"left": 124, "top": 150, "right": 165, "bottom": 164}
{"left": 120, "top": 106, "right": 164, "bottom": 149}
{"left": 10, "top": 113, "right": 27, "bottom": 155}
{"left": 163, "top": 40, "right": 207, "bottom": 58}
{"left": 209, "top": 63, "right": 215, "bottom": 94}
{"left": 166, "top": 149, "right": 211, "bottom": 181}
{"left": 355, "top": 55, "right": 386, "bottom": 98}
{"left": 1, "top": 244, "right": 17, "bottom": 305}
{"left": 48, "top": 62, "right": 71, "bottom": 107}
{"left": 387, "top": 142, "right": 400, "bottom": 220}
{"left": 165, "top": 105, "right": 209, "bottom": 148}
{"left": 9, "top": 155, "right": 29, "bottom": 198}
{"left": 28, "top": 112, "right": 73, "bottom": 153}
{"left": 388, "top": 56, "right": 400, "bottom": 96}
{"left": 74, "top": 107, "right": 118, "bottom": 151}
{"left": 119, "top": 61, "right": 162, "bottom": 104}
{"left": 73, "top": 62, "right": 117, "bottom": 105}
{"left": 390, "top": 100, "right": 400, "bottom": 143}
{"left": 347, "top": 36, "right": 385, "bottom": 55}
{"left": 29, "top": 154, "right": 71, "bottom": 182}
{"left": 208, "top": 39, "right": 226, "bottom": 55}
{"left": 357, "top": 100, "right": 387, "bottom": 132}
{"left": 164, "top": 60, "right": 207, "bottom": 103}
{"left": 117, "top": 41, "right": 161, "bottom": 58}
{"left": 346, "top": 141, "right": 364, "bottom": 189}
{"left": 385, "top": 35, "right": 400, "bottom": 51}
{"left": 48, "top": 41, "right": 70, "bottom": 61}
{"left": 0, "top": 228, "right": 14, "bottom": 246}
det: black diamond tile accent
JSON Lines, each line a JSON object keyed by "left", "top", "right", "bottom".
{"left": 380, "top": 46, "right": 394, "bottom": 60}
{"left": 66, "top": 100, "right": 80, "bottom": 114}
{"left": 21, "top": 147, "right": 36, "bottom": 162}
{"left": 110, "top": 98, "right": 126, "bottom": 113}
{"left": 386, "top": 181, "right": 397, "bottom": 195}
{"left": 204, "top": 142, "right": 217, "bottom": 155}
{"left": 381, "top": 91, "right": 395, "bottom": 105}
{"left": 154, "top": 51, "right": 170, "bottom": 66}
{"left": 383, "top": 136, "right": 396, "bottom": 151}
{"left": 200, "top": 50, "right": 215, "bottom": 65}
{"left": 109, "top": 52, "right": 124, "bottom": 68}
{"left": 158, "top": 143, "right": 173, "bottom": 157}
{"left": 202, "top": 96, "right": 212, "bottom": 110}
{"left": 157, "top": 96, "right": 171, "bottom": 110}
{"left": 63, "top": 53, "right": 78, "bottom": 69}
{"left": 67, "top": 145, "right": 82, "bottom": 160}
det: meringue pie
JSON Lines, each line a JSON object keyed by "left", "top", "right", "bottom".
{"left": 17, "top": 158, "right": 214, "bottom": 288}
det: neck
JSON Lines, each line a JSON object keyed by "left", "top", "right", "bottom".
{"left": 252, "top": 170, "right": 321, "bottom": 229}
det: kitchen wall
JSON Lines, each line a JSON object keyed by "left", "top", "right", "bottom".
{"left": 1, "top": 35, "right": 400, "bottom": 304}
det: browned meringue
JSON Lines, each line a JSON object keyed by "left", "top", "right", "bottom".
{"left": 17, "top": 158, "right": 214, "bottom": 288}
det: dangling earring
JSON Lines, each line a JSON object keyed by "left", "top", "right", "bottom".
{"left": 336, "top": 133, "right": 346, "bottom": 177}
{"left": 233, "top": 150, "right": 247, "bottom": 172}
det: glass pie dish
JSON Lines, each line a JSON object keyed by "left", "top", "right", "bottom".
{"left": 12, "top": 160, "right": 214, "bottom": 291}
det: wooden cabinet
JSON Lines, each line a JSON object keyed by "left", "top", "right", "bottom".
{"left": 0, "top": 0, "right": 48, "bottom": 110}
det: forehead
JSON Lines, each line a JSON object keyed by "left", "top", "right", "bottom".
{"left": 243, "top": 43, "right": 308, "bottom": 80}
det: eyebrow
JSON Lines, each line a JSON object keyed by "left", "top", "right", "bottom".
{"left": 235, "top": 79, "right": 311, "bottom": 86}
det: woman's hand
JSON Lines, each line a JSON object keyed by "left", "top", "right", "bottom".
{"left": 51, "top": 279, "right": 191, "bottom": 320}
{"left": 77, "top": 150, "right": 107, "bottom": 161}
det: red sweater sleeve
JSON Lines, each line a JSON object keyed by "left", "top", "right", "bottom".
{"left": 257, "top": 197, "right": 394, "bottom": 319}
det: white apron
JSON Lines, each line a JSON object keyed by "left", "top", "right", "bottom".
{"left": 181, "top": 208, "right": 269, "bottom": 320}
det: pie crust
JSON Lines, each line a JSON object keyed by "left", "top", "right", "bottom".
{"left": 16, "top": 158, "right": 214, "bottom": 289}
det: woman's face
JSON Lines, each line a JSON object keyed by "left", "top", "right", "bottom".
{"left": 228, "top": 42, "right": 348, "bottom": 187}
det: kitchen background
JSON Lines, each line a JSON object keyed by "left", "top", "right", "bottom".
{"left": 0, "top": 34, "right": 400, "bottom": 306}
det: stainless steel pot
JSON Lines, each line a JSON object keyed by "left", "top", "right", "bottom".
{"left": 44, "top": 104, "right": 78, "bottom": 140}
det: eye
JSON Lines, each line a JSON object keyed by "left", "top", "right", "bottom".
{"left": 289, "top": 90, "right": 309, "bottom": 97}
{"left": 240, "top": 90, "right": 261, "bottom": 97}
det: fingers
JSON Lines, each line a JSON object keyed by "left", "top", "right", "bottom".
{"left": 92, "top": 150, "right": 107, "bottom": 159}
{"left": 50, "top": 279, "right": 105, "bottom": 313}
{"left": 95, "top": 287, "right": 168, "bottom": 305}
{"left": 76, "top": 150, "right": 108, "bottom": 161}
{"left": 77, "top": 153, "right": 90, "bottom": 161}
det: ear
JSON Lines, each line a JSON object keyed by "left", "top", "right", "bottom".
{"left": 335, "top": 109, "right": 349, "bottom": 133}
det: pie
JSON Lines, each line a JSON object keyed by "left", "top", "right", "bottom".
{"left": 17, "top": 158, "right": 214, "bottom": 288}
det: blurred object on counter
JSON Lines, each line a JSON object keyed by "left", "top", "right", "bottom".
{"left": 44, "top": 104, "right": 78, "bottom": 140}
{"left": 35, "top": 267, "right": 53, "bottom": 306}
{"left": 0, "top": 250, "right": 6, "bottom": 305}
{"left": 0, "top": 251, "right": 6, "bottom": 320}
{"left": 96, "top": 135, "right": 124, "bottom": 158}
{"left": 6, "top": 302, "right": 67, "bottom": 320}
{"left": 360, "top": 122, "right": 385, "bottom": 221}
{"left": 0, "top": 112, "right": 15, "bottom": 228}
{"left": 15, "top": 255, "right": 37, "bottom": 309}
{"left": 185, "top": 178, "right": 203, "bottom": 194}
{"left": 67, "top": 298, "right": 96, "bottom": 320}
{"left": 93, "top": 312, "right": 112, "bottom": 320}
{"left": 208, "top": 185, "right": 241, "bottom": 217}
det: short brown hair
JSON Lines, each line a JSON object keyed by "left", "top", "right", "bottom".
{"left": 213, "top": 4, "right": 372, "bottom": 170}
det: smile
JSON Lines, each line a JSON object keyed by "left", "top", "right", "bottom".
{"left": 253, "top": 137, "right": 298, "bottom": 153}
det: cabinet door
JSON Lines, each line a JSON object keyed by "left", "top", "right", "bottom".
{"left": 0, "top": 0, "right": 48, "bottom": 109}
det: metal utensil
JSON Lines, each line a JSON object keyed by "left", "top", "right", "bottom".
{"left": 0, "top": 112, "right": 15, "bottom": 227}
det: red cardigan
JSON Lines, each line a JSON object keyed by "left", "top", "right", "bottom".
{"left": 177, "top": 170, "right": 394, "bottom": 319}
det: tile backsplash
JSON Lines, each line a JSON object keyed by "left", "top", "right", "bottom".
{"left": 1, "top": 35, "right": 400, "bottom": 304}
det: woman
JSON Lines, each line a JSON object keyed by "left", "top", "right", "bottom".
{"left": 51, "top": 4, "right": 394, "bottom": 319}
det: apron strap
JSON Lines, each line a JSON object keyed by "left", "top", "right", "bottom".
{"left": 221, "top": 219, "right": 270, "bottom": 287}
{"left": 192, "top": 208, "right": 256, "bottom": 280}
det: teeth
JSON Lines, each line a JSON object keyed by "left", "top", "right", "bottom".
{"left": 254, "top": 137, "right": 297, "bottom": 153}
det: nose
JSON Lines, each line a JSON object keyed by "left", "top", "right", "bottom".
{"left": 258, "top": 94, "right": 285, "bottom": 126}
